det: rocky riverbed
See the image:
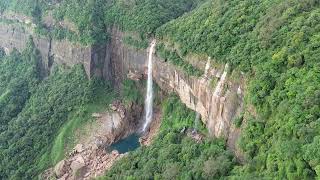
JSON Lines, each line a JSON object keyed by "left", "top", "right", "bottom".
{"left": 41, "top": 101, "right": 145, "bottom": 180}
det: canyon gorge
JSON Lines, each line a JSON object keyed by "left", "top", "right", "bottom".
{"left": 0, "top": 21, "right": 244, "bottom": 142}
{"left": 0, "top": 16, "right": 244, "bottom": 179}
{"left": 2, "top": 1, "right": 316, "bottom": 179}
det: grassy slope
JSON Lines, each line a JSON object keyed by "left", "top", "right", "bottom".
{"left": 47, "top": 78, "right": 145, "bottom": 167}
{"left": 49, "top": 82, "right": 117, "bottom": 165}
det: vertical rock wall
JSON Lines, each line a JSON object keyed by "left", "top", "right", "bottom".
{"left": 153, "top": 57, "right": 244, "bottom": 138}
{"left": 108, "top": 28, "right": 245, "bottom": 139}
{"left": 0, "top": 24, "right": 50, "bottom": 76}
{"left": 109, "top": 27, "right": 147, "bottom": 86}
{"left": 0, "top": 21, "right": 244, "bottom": 140}
{"left": 0, "top": 23, "right": 113, "bottom": 81}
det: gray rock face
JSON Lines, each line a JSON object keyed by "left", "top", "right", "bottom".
{"left": 50, "top": 39, "right": 91, "bottom": 75}
{"left": 0, "top": 24, "right": 112, "bottom": 81}
{"left": 108, "top": 27, "right": 245, "bottom": 140}
{"left": 108, "top": 27, "right": 147, "bottom": 87}
{"left": 0, "top": 21, "right": 244, "bottom": 141}
{"left": 155, "top": 57, "right": 244, "bottom": 138}
{"left": 70, "top": 155, "right": 85, "bottom": 173}
{"left": 0, "top": 24, "right": 50, "bottom": 76}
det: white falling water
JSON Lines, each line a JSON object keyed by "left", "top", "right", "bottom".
{"left": 208, "top": 64, "right": 229, "bottom": 135}
{"left": 142, "top": 40, "right": 156, "bottom": 132}
{"left": 194, "top": 112, "right": 200, "bottom": 130}
{"left": 204, "top": 57, "right": 211, "bottom": 77}
{"left": 213, "top": 64, "right": 229, "bottom": 97}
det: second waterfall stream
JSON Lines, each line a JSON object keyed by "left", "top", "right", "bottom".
{"left": 142, "top": 40, "right": 156, "bottom": 132}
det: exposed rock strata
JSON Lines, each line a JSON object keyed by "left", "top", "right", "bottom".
{"left": 154, "top": 59, "right": 244, "bottom": 138}
{"left": 0, "top": 20, "right": 244, "bottom": 140}
{"left": 0, "top": 23, "right": 112, "bottom": 80}
{"left": 109, "top": 27, "right": 244, "bottom": 140}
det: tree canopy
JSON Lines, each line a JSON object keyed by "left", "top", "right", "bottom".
{"left": 0, "top": 41, "right": 91, "bottom": 178}
{"left": 156, "top": 0, "right": 320, "bottom": 178}
{"left": 102, "top": 95, "right": 235, "bottom": 180}
{"left": 0, "top": 0, "right": 319, "bottom": 179}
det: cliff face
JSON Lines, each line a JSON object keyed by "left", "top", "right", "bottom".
{"left": 0, "top": 22, "right": 244, "bottom": 142}
{"left": 0, "top": 24, "right": 112, "bottom": 80}
{"left": 154, "top": 59, "right": 244, "bottom": 138}
{"left": 0, "top": 24, "right": 50, "bottom": 76}
{"left": 108, "top": 28, "right": 244, "bottom": 141}
{"left": 108, "top": 28, "right": 147, "bottom": 85}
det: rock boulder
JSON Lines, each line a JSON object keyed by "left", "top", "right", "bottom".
{"left": 70, "top": 155, "right": 85, "bottom": 173}
{"left": 54, "top": 160, "right": 67, "bottom": 178}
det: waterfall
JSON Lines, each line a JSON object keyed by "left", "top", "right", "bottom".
{"left": 142, "top": 40, "right": 156, "bottom": 132}
{"left": 194, "top": 112, "right": 200, "bottom": 131}
{"left": 208, "top": 64, "right": 229, "bottom": 135}
{"left": 213, "top": 64, "right": 229, "bottom": 97}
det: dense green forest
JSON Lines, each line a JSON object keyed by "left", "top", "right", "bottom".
{"left": 156, "top": 42, "right": 204, "bottom": 76}
{"left": 0, "top": 39, "right": 40, "bottom": 133}
{"left": 0, "top": 0, "right": 319, "bottom": 179}
{"left": 0, "top": 0, "right": 203, "bottom": 45}
{"left": 0, "top": 0, "right": 50, "bottom": 25}
{"left": 0, "top": 68, "right": 89, "bottom": 179}
{"left": 0, "top": 0, "right": 49, "bottom": 16}
{"left": 0, "top": 39, "right": 91, "bottom": 178}
{"left": 157, "top": 0, "right": 320, "bottom": 179}
{"left": 53, "top": 0, "right": 203, "bottom": 45}
{"left": 102, "top": 95, "right": 236, "bottom": 179}
{"left": 103, "top": 0, "right": 203, "bottom": 36}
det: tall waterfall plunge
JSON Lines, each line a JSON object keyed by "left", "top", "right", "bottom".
{"left": 142, "top": 40, "right": 156, "bottom": 132}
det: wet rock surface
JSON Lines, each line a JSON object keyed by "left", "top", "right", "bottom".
{"left": 41, "top": 101, "right": 143, "bottom": 180}
{"left": 139, "top": 108, "right": 162, "bottom": 146}
{"left": 108, "top": 27, "right": 244, "bottom": 141}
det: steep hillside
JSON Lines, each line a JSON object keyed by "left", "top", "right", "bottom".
{"left": 0, "top": 0, "right": 319, "bottom": 179}
{"left": 157, "top": 0, "right": 320, "bottom": 178}
{"left": 0, "top": 38, "right": 40, "bottom": 132}
{"left": 0, "top": 58, "right": 90, "bottom": 178}
{"left": 0, "top": 0, "right": 203, "bottom": 46}
{"left": 102, "top": 95, "right": 236, "bottom": 179}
